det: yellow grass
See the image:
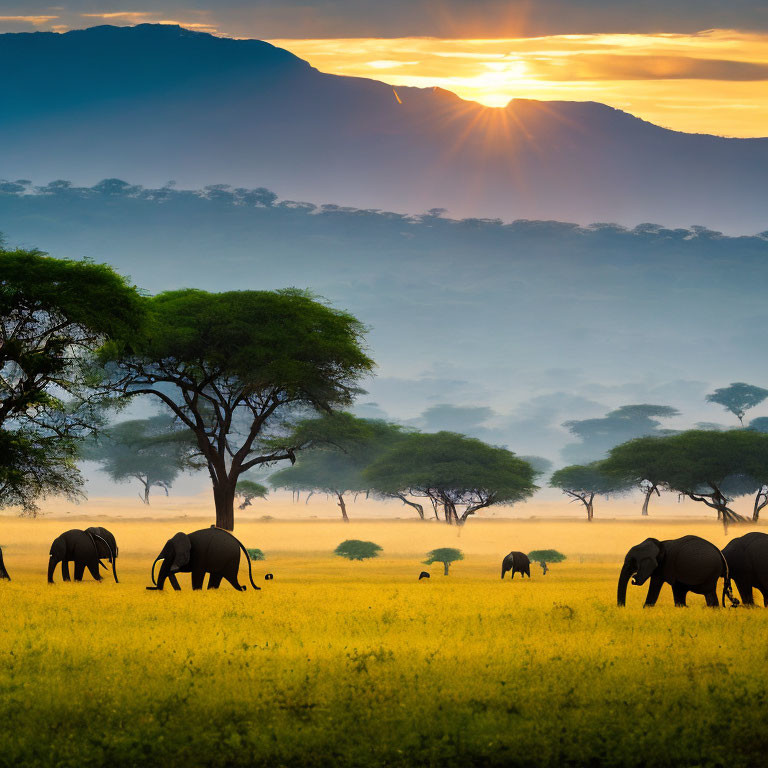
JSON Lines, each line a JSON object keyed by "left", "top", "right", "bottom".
{"left": 1, "top": 514, "right": 767, "bottom": 767}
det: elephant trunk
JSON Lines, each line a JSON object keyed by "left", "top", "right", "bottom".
{"left": 47, "top": 554, "right": 58, "bottom": 584}
{"left": 617, "top": 562, "right": 634, "bottom": 606}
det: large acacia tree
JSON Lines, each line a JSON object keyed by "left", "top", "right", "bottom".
{"left": 706, "top": 383, "right": 768, "bottom": 426}
{"left": 0, "top": 246, "right": 144, "bottom": 514}
{"left": 364, "top": 431, "right": 537, "bottom": 525}
{"left": 103, "top": 289, "right": 373, "bottom": 529}
{"left": 605, "top": 430, "right": 768, "bottom": 531}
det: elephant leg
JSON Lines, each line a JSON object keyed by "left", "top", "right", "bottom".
{"left": 736, "top": 578, "right": 755, "bottom": 606}
{"left": 73, "top": 561, "right": 85, "bottom": 581}
{"left": 704, "top": 590, "right": 719, "bottom": 608}
{"left": 510, "top": 570, "right": 515, "bottom": 580}
{"left": 87, "top": 560, "right": 102, "bottom": 581}
{"left": 61, "top": 560, "right": 72, "bottom": 582}
{"left": 208, "top": 573, "right": 223, "bottom": 589}
{"left": 643, "top": 576, "right": 664, "bottom": 607}
{"left": 224, "top": 571, "right": 245, "bottom": 591}
{"left": 672, "top": 583, "right": 688, "bottom": 607}
{"left": 191, "top": 569, "right": 205, "bottom": 590}
{"left": 168, "top": 573, "right": 182, "bottom": 591}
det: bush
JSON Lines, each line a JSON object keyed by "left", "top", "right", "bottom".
{"left": 246, "top": 548, "right": 265, "bottom": 561}
{"left": 334, "top": 540, "right": 382, "bottom": 561}
{"left": 527, "top": 549, "right": 566, "bottom": 574}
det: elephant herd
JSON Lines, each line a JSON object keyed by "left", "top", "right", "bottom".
{"left": 2, "top": 527, "right": 768, "bottom": 607}
{"left": 1, "top": 525, "right": 260, "bottom": 591}
{"left": 618, "top": 533, "right": 768, "bottom": 608}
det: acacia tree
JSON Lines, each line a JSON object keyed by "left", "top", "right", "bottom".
{"left": 549, "top": 462, "right": 628, "bottom": 521}
{"left": 84, "top": 414, "right": 199, "bottom": 504}
{"left": 706, "top": 383, "right": 768, "bottom": 426}
{"left": 0, "top": 246, "right": 143, "bottom": 514}
{"left": 270, "top": 413, "right": 418, "bottom": 521}
{"left": 606, "top": 430, "right": 768, "bottom": 532}
{"left": 103, "top": 289, "right": 373, "bottom": 530}
{"left": 364, "top": 431, "right": 537, "bottom": 525}
{"left": 235, "top": 480, "right": 268, "bottom": 510}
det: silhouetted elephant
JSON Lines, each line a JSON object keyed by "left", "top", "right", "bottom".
{"left": 418, "top": 571, "right": 430, "bottom": 580}
{"left": 617, "top": 535, "right": 736, "bottom": 607}
{"left": 0, "top": 546, "right": 9, "bottom": 580}
{"left": 48, "top": 527, "right": 119, "bottom": 583}
{"left": 146, "top": 526, "right": 259, "bottom": 591}
{"left": 265, "top": 573, "right": 274, "bottom": 581}
{"left": 501, "top": 551, "right": 530, "bottom": 579}
{"left": 722, "top": 532, "right": 768, "bottom": 606}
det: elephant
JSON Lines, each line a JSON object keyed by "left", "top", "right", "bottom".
{"left": 722, "top": 532, "right": 768, "bottom": 606}
{"left": 501, "top": 551, "right": 531, "bottom": 579}
{"left": 146, "top": 526, "right": 259, "bottom": 591}
{"left": 48, "top": 527, "right": 119, "bottom": 583}
{"left": 617, "top": 535, "right": 736, "bottom": 607}
{"left": 0, "top": 546, "right": 9, "bottom": 580}
{"left": 418, "top": 571, "right": 430, "bottom": 580}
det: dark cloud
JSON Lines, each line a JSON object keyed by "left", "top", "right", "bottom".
{"left": 0, "top": 1, "right": 766, "bottom": 37}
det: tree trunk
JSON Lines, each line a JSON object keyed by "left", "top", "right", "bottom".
{"left": 641, "top": 483, "right": 658, "bottom": 516}
{"left": 336, "top": 493, "right": 349, "bottom": 522}
{"left": 443, "top": 561, "right": 450, "bottom": 575}
{"left": 586, "top": 493, "right": 595, "bottom": 521}
{"left": 142, "top": 481, "right": 150, "bottom": 505}
{"left": 753, "top": 486, "right": 768, "bottom": 522}
{"left": 213, "top": 480, "right": 236, "bottom": 530}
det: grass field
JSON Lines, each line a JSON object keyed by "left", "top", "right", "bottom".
{"left": 1, "top": 515, "right": 768, "bottom": 767}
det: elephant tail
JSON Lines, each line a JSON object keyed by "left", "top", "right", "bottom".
{"left": 719, "top": 549, "right": 739, "bottom": 607}
{"left": 236, "top": 539, "right": 260, "bottom": 591}
{"left": 212, "top": 528, "right": 261, "bottom": 591}
{"left": 150, "top": 554, "right": 163, "bottom": 586}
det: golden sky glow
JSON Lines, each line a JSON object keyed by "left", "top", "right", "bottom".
{"left": 268, "top": 31, "right": 768, "bottom": 137}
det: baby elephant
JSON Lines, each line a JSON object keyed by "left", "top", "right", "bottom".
{"left": 501, "top": 551, "right": 531, "bottom": 579}
{"left": 418, "top": 571, "right": 430, "bottom": 580}
{"left": 0, "top": 546, "right": 9, "bottom": 580}
{"left": 48, "top": 527, "right": 119, "bottom": 583}
{"left": 147, "top": 526, "right": 259, "bottom": 591}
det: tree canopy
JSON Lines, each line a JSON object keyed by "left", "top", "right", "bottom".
{"left": 706, "top": 383, "right": 768, "bottom": 426}
{"left": 0, "top": 246, "right": 144, "bottom": 514}
{"left": 102, "top": 288, "right": 373, "bottom": 529}
{"left": 364, "top": 431, "right": 537, "bottom": 525}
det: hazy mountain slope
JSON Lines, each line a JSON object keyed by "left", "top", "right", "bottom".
{"left": 2, "top": 183, "right": 767, "bottom": 452}
{"left": 0, "top": 24, "right": 766, "bottom": 232}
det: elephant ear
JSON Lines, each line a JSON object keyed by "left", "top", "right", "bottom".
{"left": 170, "top": 532, "right": 191, "bottom": 573}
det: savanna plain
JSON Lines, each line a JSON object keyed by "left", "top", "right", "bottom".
{"left": 2, "top": 514, "right": 767, "bottom": 768}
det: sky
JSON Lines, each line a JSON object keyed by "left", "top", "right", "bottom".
{"left": 0, "top": 2, "right": 767, "bottom": 136}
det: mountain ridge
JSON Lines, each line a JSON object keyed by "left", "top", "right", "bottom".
{"left": 0, "top": 23, "right": 765, "bottom": 231}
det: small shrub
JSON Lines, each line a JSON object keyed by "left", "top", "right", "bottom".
{"left": 247, "top": 548, "right": 265, "bottom": 561}
{"left": 334, "top": 540, "right": 382, "bottom": 561}
{"left": 528, "top": 549, "right": 566, "bottom": 574}
{"left": 424, "top": 547, "right": 464, "bottom": 575}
